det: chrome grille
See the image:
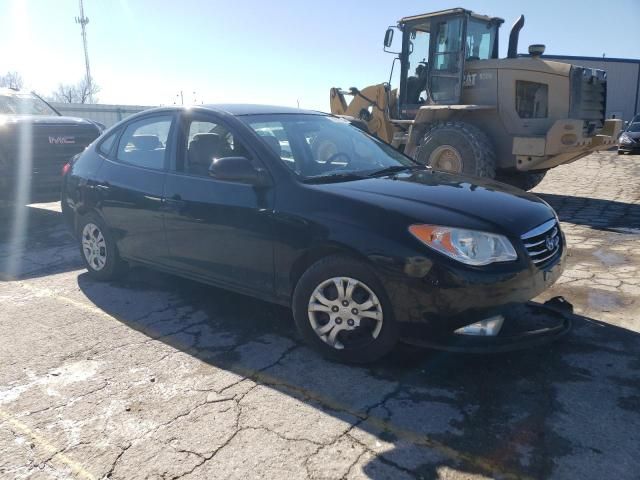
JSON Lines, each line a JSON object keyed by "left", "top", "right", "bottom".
{"left": 521, "top": 219, "right": 562, "bottom": 267}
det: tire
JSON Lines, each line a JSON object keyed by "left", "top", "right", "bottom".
{"left": 292, "top": 255, "right": 399, "bottom": 364}
{"left": 415, "top": 121, "right": 496, "bottom": 178}
{"left": 496, "top": 171, "right": 547, "bottom": 191}
{"left": 77, "top": 213, "right": 128, "bottom": 281}
{"left": 617, "top": 150, "right": 624, "bottom": 155}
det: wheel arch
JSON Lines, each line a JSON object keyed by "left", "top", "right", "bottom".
{"left": 73, "top": 206, "right": 111, "bottom": 238}
{"left": 288, "top": 242, "right": 375, "bottom": 300}
{"left": 406, "top": 105, "right": 496, "bottom": 157}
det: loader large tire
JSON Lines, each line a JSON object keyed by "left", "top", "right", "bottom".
{"left": 415, "top": 121, "right": 496, "bottom": 178}
{"left": 496, "top": 171, "right": 547, "bottom": 191}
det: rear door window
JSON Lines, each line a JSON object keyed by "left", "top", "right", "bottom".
{"left": 116, "top": 115, "right": 173, "bottom": 170}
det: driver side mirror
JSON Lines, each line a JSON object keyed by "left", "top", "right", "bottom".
{"left": 384, "top": 28, "right": 394, "bottom": 48}
{"left": 383, "top": 26, "right": 401, "bottom": 54}
{"left": 208, "top": 157, "right": 270, "bottom": 186}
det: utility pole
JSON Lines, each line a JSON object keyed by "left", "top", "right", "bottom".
{"left": 75, "top": 0, "right": 92, "bottom": 100}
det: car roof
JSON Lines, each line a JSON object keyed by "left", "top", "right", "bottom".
{"left": 0, "top": 88, "right": 30, "bottom": 96}
{"left": 200, "top": 104, "right": 326, "bottom": 116}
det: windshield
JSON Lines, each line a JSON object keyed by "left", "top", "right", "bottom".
{"left": 0, "top": 91, "right": 59, "bottom": 116}
{"left": 626, "top": 122, "right": 640, "bottom": 133}
{"left": 241, "top": 114, "right": 417, "bottom": 180}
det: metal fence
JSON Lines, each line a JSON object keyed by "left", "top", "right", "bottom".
{"left": 50, "top": 102, "right": 152, "bottom": 127}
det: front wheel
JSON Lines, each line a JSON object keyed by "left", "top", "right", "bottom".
{"left": 292, "top": 256, "right": 399, "bottom": 363}
{"left": 77, "top": 213, "right": 128, "bottom": 281}
{"left": 415, "top": 121, "right": 496, "bottom": 178}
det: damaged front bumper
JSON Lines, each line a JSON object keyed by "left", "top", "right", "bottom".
{"left": 401, "top": 296, "right": 573, "bottom": 353}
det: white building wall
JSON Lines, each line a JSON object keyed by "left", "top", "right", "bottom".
{"left": 541, "top": 56, "right": 640, "bottom": 122}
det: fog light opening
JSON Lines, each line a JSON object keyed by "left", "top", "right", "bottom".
{"left": 454, "top": 315, "right": 505, "bottom": 337}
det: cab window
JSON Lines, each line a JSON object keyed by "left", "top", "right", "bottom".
{"left": 405, "top": 27, "right": 430, "bottom": 104}
{"left": 433, "top": 17, "right": 463, "bottom": 72}
{"left": 466, "top": 19, "right": 497, "bottom": 60}
{"left": 116, "top": 115, "right": 172, "bottom": 170}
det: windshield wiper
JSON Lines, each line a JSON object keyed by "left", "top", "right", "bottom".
{"left": 366, "top": 165, "right": 421, "bottom": 177}
{"left": 302, "top": 172, "right": 366, "bottom": 184}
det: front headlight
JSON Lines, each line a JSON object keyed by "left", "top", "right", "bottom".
{"left": 619, "top": 133, "right": 632, "bottom": 144}
{"left": 409, "top": 225, "right": 518, "bottom": 266}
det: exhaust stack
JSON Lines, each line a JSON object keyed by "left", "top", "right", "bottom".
{"left": 507, "top": 15, "right": 525, "bottom": 58}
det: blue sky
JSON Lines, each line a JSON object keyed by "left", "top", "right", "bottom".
{"left": 1, "top": 0, "right": 639, "bottom": 110}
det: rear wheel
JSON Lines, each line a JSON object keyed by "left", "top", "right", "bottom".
{"left": 415, "top": 121, "right": 496, "bottom": 178}
{"left": 77, "top": 213, "right": 128, "bottom": 281}
{"left": 497, "top": 171, "right": 547, "bottom": 191}
{"left": 292, "top": 256, "right": 398, "bottom": 363}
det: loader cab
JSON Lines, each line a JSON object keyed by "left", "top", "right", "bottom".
{"left": 390, "top": 8, "right": 503, "bottom": 118}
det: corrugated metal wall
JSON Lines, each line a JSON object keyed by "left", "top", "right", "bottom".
{"left": 50, "top": 102, "right": 152, "bottom": 127}
{"left": 540, "top": 56, "right": 640, "bottom": 122}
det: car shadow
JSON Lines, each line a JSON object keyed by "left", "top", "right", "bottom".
{"left": 0, "top": 202, "right": 82, "bottom": 281}
{"left": 77, "top": 266, "right": 640, "bottom": 479}
{"left": 536, "top": 193, "right": 640, "bottom": 232}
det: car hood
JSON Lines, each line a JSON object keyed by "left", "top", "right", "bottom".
{"left": 0, "top": 114, "right": 97, "bottom": 127}
{"left": 320, "top": 170, "right": 555, "bottom": 236}
{"left": 622, "top": 130, "right": 640, "bottom": 140}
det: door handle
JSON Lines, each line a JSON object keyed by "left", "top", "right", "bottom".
{"left": 162, "top": 193, "right": 186, "bottom": 213}
{"left": 90, "top": 180, "right": 110, "bottom": 192}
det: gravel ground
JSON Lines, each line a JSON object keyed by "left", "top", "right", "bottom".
{"left": 0, "top": 151, "right": 638, "bottom": 480}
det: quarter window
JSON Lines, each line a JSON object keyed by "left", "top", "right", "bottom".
{"left": 116, "top": 115, "right": 173, "bottom": 170}
{"left": 97, "top": 129, "right": 118, "bottom": 156}
{"left": 516, "top": 81, "right": 549, "bottom": 118}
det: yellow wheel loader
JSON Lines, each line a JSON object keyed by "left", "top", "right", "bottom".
{"left": 330, "top": 8, "right": 622, "bottom": 190}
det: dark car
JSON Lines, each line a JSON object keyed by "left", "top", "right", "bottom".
{"left": 0, "top": 88, "right": 102, "bottom": 201}
{"left": 618, "top": 122, "right": 640, "bottom": 155}
{"left": 61, "top": 105, "right": 565, "bottom": 363}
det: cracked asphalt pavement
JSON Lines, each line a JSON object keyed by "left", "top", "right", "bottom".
{"left": 1, "top": 152, "right": 639, "bottom": 479}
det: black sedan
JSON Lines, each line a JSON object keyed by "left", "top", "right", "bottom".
{"left": 618, "top": 122, "right": 640, "bottom": 154}
{"left": 62, "top": 105, "right": 565, "bottom": 363}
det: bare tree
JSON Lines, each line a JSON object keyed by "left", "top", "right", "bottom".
{"left": 50, "top": 77, "right": 100, "bottom": 104}
{"left": 76, "top": 76, "right": 100, "bottom": 103}
{"left": 51, "top": 84, "right": 77, "bottom": 103}
{"left": 0, "top": 71, "right": 24, "bottom": 90}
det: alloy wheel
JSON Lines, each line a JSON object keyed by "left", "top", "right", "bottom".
{"left": 307, "top": 276, "right": 383, "bottom": 350}
{"left": 81, "top": 223, "right": 107, "bottom": 271}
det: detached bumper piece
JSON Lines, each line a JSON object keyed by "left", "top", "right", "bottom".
{"left": 401, "top": 296, "right": 573, "bottom": 354}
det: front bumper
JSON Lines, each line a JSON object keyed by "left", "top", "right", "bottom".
{"left": 513, "top": 118, "right": 623, "bottom": 171}
{"left": 401, "top": 297, "right": 573, "bottom": 353}
{"left": 618, "top": 142, "right": 640, "bottom": 153}
{"left": 378, "top": 243, "right": 566, "bottom": 335}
